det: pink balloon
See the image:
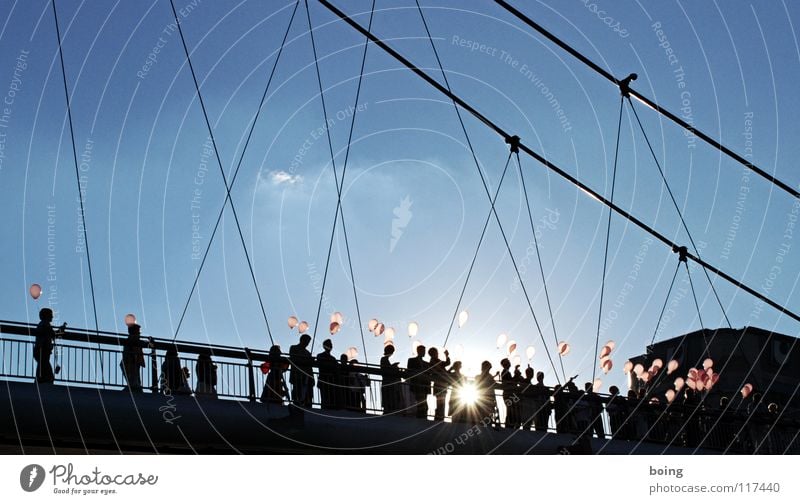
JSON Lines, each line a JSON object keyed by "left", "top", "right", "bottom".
{"left": 674, "top": 377, "right": 685, "bottom": 391}
{"left": 557, "top": 341, "right": 570, "bottom": 356}
{"left": 633, "top": 363, "right": 644, "bottom": 377}
{"left": 622, "top": 361, "right": 634, "bottom": 374}
{"left": 702, "top": 358, "right": 714, "bottom": 370}
{"left": 297, "top": 321, "right": 309, "bottom": 333}
{"left": 605, "top": 340, "right": 616, "bottom": 351}
{"left": 507, "top": 341, "right": 517, "bottom": 355}
{"left": 592, "top": 378, "right": 602, "bottom": 392}
{"left": 374, "top": 323, "right": 385, "bottom": 336}
{"left": 124, "top": 313, "right": 137, "bottom": 327}
{"left": 368, "top": 319, "right": 379, "bottom": 332}
{"left": 667, "top": 359, "right": 679, "bottom": 375}
{"left": 686, "top": 378, "right": 697, "bottom": 390}
{"left": 287, "top": 316, "right": 298, "bottom": 329}
{"left": 640, "top": 371, "right": 652, "bottom": 383}
{"left": 330, "top": 312, "right": 344, "bottom": 325}
{"left": 329, "top": 322, "right": 340, "bottom": 335}
{"left": 601, "top": 359, "right": 613, "bottom": 374}
{"left": 740, "top": 383, "right": 753, "bottom": 398}
{"left": 652, "top": 358, "right": 663, "bottom": 369}
{"left": 599, "top": 345, "right": 612, "bottom": 359}
{"left": 29, "top": 283, "right": 42, "bottom": 300}
{"left": 666, "top": 390, "right": 676, "bottom": 403}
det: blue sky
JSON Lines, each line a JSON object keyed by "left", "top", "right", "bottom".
{"left": 1, "top": 0, "right": 799, "bottom": 392}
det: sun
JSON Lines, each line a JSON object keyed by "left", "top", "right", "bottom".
{"left": 459, "top": 382, "right": 478, "bottom": 406}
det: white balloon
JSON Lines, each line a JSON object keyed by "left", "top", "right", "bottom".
{"left": 592, "top": 378, "right": 602, "bottom": 392}
{"left": 703, "top": 358, "right": 714, "bottom": 370}
{"left": 368, "top": 319, "right": 379, "bottom": 331}
{"left": 526, "top": 346, "right": 535, "bottom": 360}
{"left": 623, "top": 361, "right": 634, "bottom": 374}
{"left": 408, "top": 322, "right": 419, "bottom": 337}
{"left": 458, "top": 310, "right": 469, "bottom": 328}
{"left": 506, "top": 340, "right": 517, "bottom": 355}
{"left": 331, "top": 312, "right": 344, "bottom": 325}
{"left": 385, "top": 327, "right": 395, "bottom": 340}
{"left": 496, "top": 333, "right": 508, "bottom": 348}
{"left": 374, "top": 323, "right": 385, "bottom": 336}
{"left": 346, "top": 347, "right": 358, "bottom": 361}
{"left": 287, "top": 316, "right": 298, "bottom": 329}
{"left": 667, "top": 359, "right": 679, "bottom": 375}
{"left": 297, "top": 321, "right": 309, "bottom": 333}
{"left": 605, "top": 340, "right": 616, "bottom": 351}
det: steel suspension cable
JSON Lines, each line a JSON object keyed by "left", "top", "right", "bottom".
{"left": 52, "top": 0, "right": 106, "bottom": 387}
{"left": 514, "top": 150, "right": 566, "bottom": 382}
{"left": 315, "top": 0, "right": 800, "bottom": 326}
{"left": 414, "top": 1, "right": 561, "bottom": 381}
{"left": 592, "top": 95, "right": 624, "bottom": 382}
{"left": 169, "top": 0, "right": 275, "bottom": 344}
{"left": 492, "top": 0, "right": 800, "bottom": 200}
{"left": 627, "top": 98, "right": 732, "bottom": 329}
{"left": 172, "top": 1, "right": 299, "bottom": 343}
{"left": 650, "top": 260, "right": 681, "bottom": 345}
{"left": 441, "top": 151, "right": 512, "bottom": 349}
{"left": 305, "top": 0, "right": 373, "bottom": 361}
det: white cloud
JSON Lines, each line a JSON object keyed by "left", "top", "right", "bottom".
{"left": 263, "top": 170, "right": 303, "bottom": 186}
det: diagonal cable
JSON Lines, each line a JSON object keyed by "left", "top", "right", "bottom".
{"left": 169, "top": 0, "right": 275, "bottom": 344}
{"left": 305, "top": 0, "right": 373, "bottom": 362}
{"left": 592, "top": 95, "right": 624, "bottom": 381}
{"left": 650, "top": 260, "right": 681, "bottom": 345}
{"left": 414, "top": 0, "right": 560, "bottom": 382}
{"left": 514, "top": 150, "right": 566, "bottom": 382}
{"left": 627, "top": 97, "right": 732, "bottom": 329}
{"left": 172, "top": 1, "right": 298, "bottom": 343}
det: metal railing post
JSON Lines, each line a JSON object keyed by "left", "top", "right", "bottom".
{"left": 244, "top": 347, "right": 256, "bottom": 403}
{"left": 149, "top": 337, "right": 158, "bottom": 393}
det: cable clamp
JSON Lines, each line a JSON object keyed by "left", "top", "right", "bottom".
{"left": 505, "top": 135, "right": 521, "bottom": 153}
{"left": 673, "top": 245, "right": 688, "bottom": 263}
{"left": 618, "top": 73, "right": 637, "bottom": 97}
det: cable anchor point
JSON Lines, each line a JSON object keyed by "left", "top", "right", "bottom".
{"left": 618, "top": 73, "right": 637, "bottom": 97}
{"left": 673, "top": 245, "right": 689, "bottom": 263}
{"left": 506, "top": 135, "right": 521, "bottom": 153}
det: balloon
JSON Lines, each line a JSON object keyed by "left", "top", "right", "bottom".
{"left": 666, "top": 389, "right": 676, "bottom": 403}
{"left": 703, "top": 358, "right": 714, "bottom": 370}
{"left": 260, "top": 362, "right": 271, "bottom": 374}
{"left": 458, "top": 310, "right": 469, "bottom": 328}
{"left": 652, "top": 358, "right": 663, "bottom": 369}
{"left": 633, "top": 363, "right": 644, "bottom": 377}
{"left": 601, "top": 359, "right": 613, "bottom": 374}
{"left": 512, "top": 355, "right": 522, "bottom": 367}
{"left": 408, "top": 322, "right": 419, "bottom": 337}
{"left": 384, "top": 332, "right": 395, "bottom": 344}
{"left": 124, "top": 313, "right": 137, "bottom": 327}
{"left": 368, "top": 319, "right": 379, "bottom": 331}
{"left": 346, "top": 347, "right": 358, "bottom": 361}
{"left": 688, "top": 368, "right": 698, "bottom": 380}
{"left": 526, "top": 346, "right": 535, "bottom": 360}
{"left": 496, "top": 333, "right": 508, "bottom": 349}
{"left": 287, "top": 316, "right": 298, "bottom": 329}
{"left": 507, "top": 340, "right": 517, "bottom": 355}
{"left": 297, "top": 321, "right": 309, "bottom": 333}
{"left": 695, "top": 380, "right": 705, "bottom": 391}
{"left": 592, "top": 378, "right": 602, "bottom": 392}
{"left": 740, "top": 383, "right": 753, "bottom": 398}
{"left": 640, "top": 371, "right": 651, "bottom": 383}
{"left": 605, "top": 340, "right": 616, "bottom": 351}
{"left": 331, "top": 312, "right": 344, "bottom": 324}
{"left": 385, "top": 327, "right": 396, "bottom": 340}
{"left": 453, "top": 344, "right": 464, "bottom": 359}
{"left": 674, "top": 377, "right": 685, "bottom": 391}
{"left": 329, "top": 322, "right": 340, "bottom": 335}
{"left": 557, "top": 341, "right": 570, "bottom": 356}
{"left": 374, "top": 323, "right": 385, "bottom": 336}
{"left": 686, "top": 378, "right": 696, "bottom": 390}
{"left": 667, "top": 359, "right": 679, "bottom": 375}
{"left": 29, "top": 283, "right": 42, "bottom": 300}
{"left": 623, "top": 360, "right": 634, "bottom": 374}
{"left": 599, "top": 345, "right": 612, "bottom": 359}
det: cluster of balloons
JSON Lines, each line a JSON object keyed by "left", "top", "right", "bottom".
{"left": 287, "top": 316, "right": 309, "bottom": 333}
{"left": 598, "top": 340, "right": 616, "bottom": 374}
{"left": 686, "top": 361, "right": 720, "bottom": 392}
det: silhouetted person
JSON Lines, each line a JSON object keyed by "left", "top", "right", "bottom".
{"left": 33, "top": 308, "right": 56, "bottom": 384}
{"left": 553, "top": 378, "right": 578, "bottom": 434}
{"left": 380, "top": 344, "right": 401, "bottom": 413}
{"left": 350, "top": 359, "right": 370, "bottom": 413}
{"left": 474, "top": 361, "right": 499, "bottom": 426}
{"left": 519, "top": 366, "right": 536, "bottom": 430}
{"left": 337, "top": 354, "right": 354, "bottom": 409}
{"left": 316, "top": 339, "right": 337, "bottom": 410}
{"left": 261, "top": 345, "right": 288, "bottom": 404}
{"left": 428, "top": 347, "right": 450, "bottom": 421}
{"left": 606, "top": 385, "right": 625, "bottom": 439}
{"left": 406, "top": 345, "right": 429, "bottom": 419}
{"left": 121, "top": 323, "right": 145, "bottom": 392}
{"left": 531, "top": 371, "right": 551, "bottom": 432}
{"left": 500, "top": 359, "right": 520, "bottom": 429}
{"left": 447, "top": 361, "right": 467, "bottom": 423}
{"left": 583, "top": 382, "right": 605, "bottom": 439}
{"left": 195, "top": 351, "right": 218, "bottom": 398}
{"left": 289, "top": 334, "right": 314, "bottom": 407}
{"left": 161, "top": 346, "right": 189, "bottom": 394}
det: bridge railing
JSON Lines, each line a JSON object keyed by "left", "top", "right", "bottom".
{"left": 2, "top": 320, "right": 798, "bottom": 453}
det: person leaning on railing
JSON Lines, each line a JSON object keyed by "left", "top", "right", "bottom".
{"left": 120, "top": 324, "right": 145, "bottom": 392}
{"left": 33, "top": 308, "right": 57, "bottom": 384}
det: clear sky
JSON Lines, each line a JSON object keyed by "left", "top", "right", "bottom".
{"left": 1, "top": 0, "right": 799, "bottom": 393}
